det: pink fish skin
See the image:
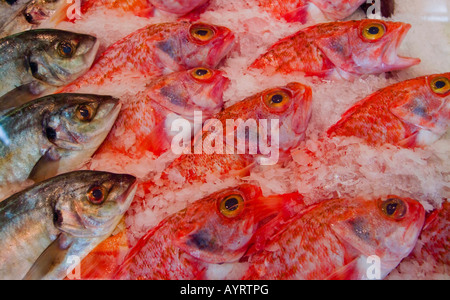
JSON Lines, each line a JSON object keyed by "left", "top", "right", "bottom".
{"left": 249, "top": 20, "right": 420, "bottom": 79}
{"left": 149, "top": 0, "right": 209, "bottom": 15}
{"left": 243, "top": 196, "right": 425, "bottom": 279}
{"left": 60, "top": 22, "right": 235, "bottom": 93}
{"left": 113, "top": 185, "right": 296, "bottom": 280}
{"left": 328, "top": 73, "right": 450, "bottom": 148}
{"left": 94, "top": 68, "right": 229, "bottom": 160}
{"left": 254, "top": 0, "right": 366, "bottom": 23}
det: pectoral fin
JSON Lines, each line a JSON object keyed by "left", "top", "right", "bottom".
{"left": 0, "top": 82, "right": 49, "bottom": 112}
{"left": 28, "top": 151, "right": 61, "bottom": 183}
{"left": 23, "top": 234, "right": 73, "bottom": 280}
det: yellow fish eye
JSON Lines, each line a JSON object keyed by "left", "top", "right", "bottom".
{"left": 57, "top": 41, "right": 75, "bottom": 58}
{"left": 361, "top": 22, "right": 386, "bottom": 41}
{"left": 264, "top": 89, "right": 291, "bottom": 112}
{"left": 219, "top": 194, "right": 245, "bottom": 218}
{"left": 430, "top": 77, "right": 450, "bottom": 95}
{"left": 87, "top": 185, "right": 108, "bottom": 205}
{"left": 379, "top": 198, "right": 407, "bottom": 220}
{"left": 76, "top": 103, "right": 97, "bottom": 122}
{"left": 191, "top": 68, "right": 213, "bottom": 80}
{"left": 190, "top": 25, "right": 215, "bottom": 42}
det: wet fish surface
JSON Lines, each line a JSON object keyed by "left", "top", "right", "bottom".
{"left": 328, "top": 73, "right": 450, "bottom": 147}
{"left": 0, "top": 93, "right": 121, "bottom": 185}
{"left": 0, "top": 29, "right": 99, "bottom": 101}
{"left": 0, "top": 170, "right": 137, "bottom": 280}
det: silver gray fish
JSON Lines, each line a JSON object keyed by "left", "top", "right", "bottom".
{"left": 0, "top": 29, "right": 99, "bottom": 103}
{"left": 0, "top": 170, "right": 137, "bottom": 280}
{"left": 0, "top": 93, "right": 121, "bottom": 185}
{"left": 0, "top": 0, "right": 68, "bottom": 38}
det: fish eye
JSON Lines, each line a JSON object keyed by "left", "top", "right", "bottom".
{"left": 87, "top": 185, "right": 108, "bottom": 205}
{"left": 430, "top": 77, "right": 450, "bottom": 95}
{"left": 57, "top": 41, "right": 75, "bottom": 58}
{"left": 264, "top": 89, "right": 291, "bottom": 112}
{"left": 380, "top": 198, "right": 407, "bottom": 220}
{"left": 76, "top": 104, "right": 96, "bottom": 122}
{"left": 219, "top": 194, "right": 245, "bottom": 218}
{"left": 191, "top": 68, "right": 213, "bottom": 80}
{"left": 190, "top": 24, "right": 215, "bottom": 43}
{"left": 23, "top": 12, "right": 35, "bottom": 24}
{"left": 362, "top": 22, "right": 386, "bottom": 41}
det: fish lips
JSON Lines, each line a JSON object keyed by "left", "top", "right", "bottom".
{"left": 381, "top": 23, "right": 421, "bottom": 70}
{"left": 205, "top": 29, "right": 236, "bottom": 68}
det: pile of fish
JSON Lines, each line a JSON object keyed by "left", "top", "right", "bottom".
{"left": 0, "top": 0, "right": 448, "bottom": 280}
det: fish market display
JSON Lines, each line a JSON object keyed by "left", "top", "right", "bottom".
{"left": 93, "top": 68, "right": 228, "bottom": 170}
{"left": 159, "top": 82, "right": 312, "bottom": 184}
{"left": 253, "top": 0, "right": 366, "bottom": 23}
{"left": 243, "top": 196, "right": 425, "bottom": 279}
{"left": 0, "top": 0, "right": 69, "bottom": 38}
{"left": 60, "top": 21, "right": 235, "bottom": 94}
{"left": 249, "top": 19, "right": 420, "bottom": 79}
{"left": 0, "top": 29, "right": 99, "bottom": 101}
{"left": 0, "top": 170, "right": 137, "bottom": 280}
{"left": 0, "top": 94, "right": 120, "bottom": 185}
{"left": 114, "top": 185, "right": 295, "bottom": 280}
{"left": 328, "top": 73, "right": 450, "bottom": 148}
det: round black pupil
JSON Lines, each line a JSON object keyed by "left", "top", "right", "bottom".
{"left": 225, "top": 198, "right": 239, "bottom": 211}
{"left": 434, "top": 80, "right": 446, "bottom": 89}
{"left": 196, "top": 69, "right": 209, "bottom": 76}
{"left": 271, "top": 94, "right": 284, "bottom": 104}
{"left": 196, "top": 29, "right": 209, "bottom": 36}
{"left": 368, "top": 26, "right": 380, "bottom": 35}
{"left": 46, "top": 127, "right": 57, "bottom": 141}
{"left": 386, "top": 202, "right": 398, "bottom": 215}
{"left": 24, "top": 13, "right": 34, "bottom": 23}
{"left": 61, "top": 43, "right": 72, "bottom": 55}
{"left": 91, "top": 188, "right": 103, "bottom": 201}
{"left": 79, "top": 107, "right": 90, "bottom": 118}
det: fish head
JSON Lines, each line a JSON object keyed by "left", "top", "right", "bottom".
{"left": 147, "top": 67, "right": 229, "bottom": 120}
{"left": 257, "top": 82, "right": 313, "bottom": 153}
{"left": 53, "top": 171, "right": 137, "bottom": 238}
{"left": 27, "top": 29, "right": 99, "bottom": 87}
{"left": 311, "top": 0, "right": 366, "bottom": 20}
{"left": 389, "top": 73, "right": 450, "bottom": 146}
{"left": 179, "top": 22, "right": 235, "bottom": 69}
{"left": 149, "top": 0, "right": 209, "bottom": 15}
{"left": 316, "top": 20, "right": 420, "bottom": 76}
{"left": 43, "top": 94, "right": 121, "bottom": 153}
{"left": 331, "top": 196, "right": 425, "bottom": 276}
{"left": 174, "top": 185, "right": 289, "bottom": 264}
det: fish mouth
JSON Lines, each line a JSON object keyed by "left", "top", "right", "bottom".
{"left": 288, "top": 82, "right": 313, "bottom": 136}
{"left": 382, "top": 23, "right": 421, "bottom": 70}
{"left": 206, "top": 30, "right": 236, "bottom": 67}
{"left": 114, "top": 174, "right": 138, "bottom": 211}
{"left": 207, "top": 72, "right": 230, "bottom": 108}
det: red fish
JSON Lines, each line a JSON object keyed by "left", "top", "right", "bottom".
{"left": 327, "top": 73, "right": 450, "bottom": 147}
{"left": 60, "top": 22, "right": 235, "bottom": 93}
{"left": 249, "top": 20, "right": 420, "bottom": 79}
{"left": 150, "top": 0, "right": 210, "bottom": 15}
{"left": 94, "top": 68, "right": 229, "bottom": 162}
{"left": 254, "top": 0, "right": 366, "bottom": 23}
{"left": 112, "top": 185, "right": 297, "bottom": 279}
{"left": 160, "top": 82, "right": 313, "bottom": 184}
{"left": 243, "top": 196, "right": 425, "bottom": 279}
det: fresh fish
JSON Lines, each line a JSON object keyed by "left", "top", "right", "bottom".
{"left": 243, "top": 195, "right": 425, "bottom": 279}
{"left": 160, "top": 82, "right": 313, "bottom": 184}
{"left": 254, "top": 0, "right": 366, "bottom": 23}
{"left": 0, "top": 94, "right": 121, "bottom": 185}
{"left": 110, "top": 185, "right": 295, "bottom": 280}
{"left": 327, "top": 73, "right": 450, "bottom": 147}
{"left": 0, "top": 29, "right": 99, "bottom": 102}
{"left": 249, "top": 20, "right": 420, "bottom": 79}
{"left": 0, "top": 0, "right": 69, "bottom": 38}
{"left": 0, "top": 170, "right": 137, "bottom": 280}
{"left": 94, "top": 68, "right": 228, "bottom": 162}
{"left": 60, "top": 22, "right": 235, "bottom": 93}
